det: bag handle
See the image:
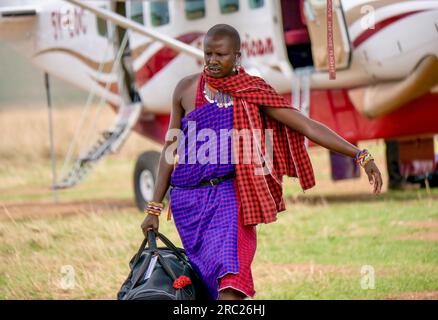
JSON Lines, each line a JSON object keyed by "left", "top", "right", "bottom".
{"left": 156, "top": 232, "right": 189, "bottom": 264}
{"left": 130, "top": 230, "right": 158, "bottom": 270}
{"left": 127, "top": 230, "right": 159, "bottom": 291}
{"left": 147, "top": 229, "right": 158, "bottom": 251}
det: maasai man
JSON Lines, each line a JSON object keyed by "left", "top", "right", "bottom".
{"left": 141, "top": 24, "right": 383, "bottom": 300}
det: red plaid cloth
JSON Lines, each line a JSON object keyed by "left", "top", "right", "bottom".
{"left": 203, "top": 68, "right": 315, "bottom": 226}
{"left": 218, "top": 178, "right": 257, "bottom": 298}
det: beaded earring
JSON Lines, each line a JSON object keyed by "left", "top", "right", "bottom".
{"left": 234, "top": 54, "right": 242, "bottom": 73}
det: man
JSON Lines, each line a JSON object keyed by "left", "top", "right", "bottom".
{"left": 141, "top": 24, "right": 383, "bottom": 300}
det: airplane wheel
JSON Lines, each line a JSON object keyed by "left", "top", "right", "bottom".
{"left": 133, "top": 151, "right": 161, "bottom": 212}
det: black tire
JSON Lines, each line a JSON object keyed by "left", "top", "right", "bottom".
{"left": 133, "top": 151, "right": 161, "bottom": 212}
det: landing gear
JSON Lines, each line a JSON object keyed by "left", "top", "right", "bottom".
{"left": 385, "top": 138, "right": 438, "bottom": 190}
{"left": 133, "top": 151, "right": 160, "bottom": 211}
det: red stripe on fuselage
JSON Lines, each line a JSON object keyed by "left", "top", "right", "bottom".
{"left": 135, "top": 32, "right": 204, "bottom": 88}
{"left": 352, "top": 10, "right": 423, "bottom": 48}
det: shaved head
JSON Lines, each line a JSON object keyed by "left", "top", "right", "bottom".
{"left": 205, "top": 24, "right": 241, "bottom": 52}
{"left": 203, "top": 24, "right": 242, "bottom": 77}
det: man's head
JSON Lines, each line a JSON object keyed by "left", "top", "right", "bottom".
{"left": 203, "top": 24, "right": 241, "bottom": 78}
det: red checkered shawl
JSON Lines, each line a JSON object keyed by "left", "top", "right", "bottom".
{"left": 199, "top": 68, "right": 315, "bottom": 226}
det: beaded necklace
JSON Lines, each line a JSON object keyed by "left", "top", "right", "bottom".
{"left": 203, "top": 82, "right": 233, "bottom": 108}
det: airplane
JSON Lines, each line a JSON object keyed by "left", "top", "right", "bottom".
{"left": 0, "top": 0, "right": 437, "bottom": 211}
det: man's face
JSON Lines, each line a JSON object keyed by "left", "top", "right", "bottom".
{"left": 204, "top": 34, "right": 240, "bottom": 78}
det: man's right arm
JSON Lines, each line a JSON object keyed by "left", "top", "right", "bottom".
{"left": 141, "top": 78, "right": 186, "bottom": 234}
{"left": 149, "top": 80, "right": 185, "bottom": 204}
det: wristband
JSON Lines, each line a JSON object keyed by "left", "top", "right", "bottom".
{"left": 354, "top": 149, "right": 374, "bottom": 168}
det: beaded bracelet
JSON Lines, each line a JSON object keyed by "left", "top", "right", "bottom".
{"left": 144, "top": 209, "right": 161, "bottom": 216}
{"left": 145, "top": 206, "right": 161, "bottom": 213}
{"left": 144, "top": 201, "right": 164, "bottom": 216}
{"left": 354, "top": 149, "right": 374, "bottom": 168}
{"left": 147, "top": 205, "right": 163, "bottom": 212}
{"left": 148, "top": 201, "right": 164, "bottom": 209}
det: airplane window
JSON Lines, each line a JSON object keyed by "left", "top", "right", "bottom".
{"left": 219, "top": 0, "right": 239, "bottom": 14}
{"left": 96, "top": 16, "right": 108, "bottom": 37}
{"left": 185, "top": 0, "right": 205, "bottom": 20}
{"left": 130, "top": 1, "right": 144, "bottom": 24}
{"left": 150, "top": 1, "right": 170, "bottom": 26}
{"left": 96, "top": 4, "right": 108, "bottom": 37}
{"left": 249, "top": 0, "right": 264, "bottom": 9}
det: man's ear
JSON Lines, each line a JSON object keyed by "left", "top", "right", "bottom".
{"left": 235, "top": 52, "right": 242, "bottom": 63}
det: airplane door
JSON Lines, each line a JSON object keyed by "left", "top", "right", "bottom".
{"left": 303, "top": 0, "right": 351, "bottom": 71}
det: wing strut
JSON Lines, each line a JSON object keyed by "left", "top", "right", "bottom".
{"left": 44, "top": 72, "right": 59, "bottom": 201}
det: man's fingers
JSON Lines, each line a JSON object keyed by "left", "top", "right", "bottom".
{"left": 373, "top": 171, "right": 382, "bottom": 194}
{"left": 153, "top": 221, "right": 159, "bottom": 233}
{"left": 378, "top": 172, "right": 383, "bottom": 193}
{"left": 368, "top": 172, "right": 374, "bottom": 185}
{"left": 374, "top": 175, "right": 379, "bottom": 193}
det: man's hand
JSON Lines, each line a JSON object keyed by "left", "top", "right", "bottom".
{"left": 364, "top": 160, "right": 383, "bottom": 194}
{"left": 141, "top": 214, "right": 159, "bottom": 237}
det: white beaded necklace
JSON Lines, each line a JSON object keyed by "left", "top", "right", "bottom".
{"left": 203, "top": 82, "right": 233, "bottom": 108}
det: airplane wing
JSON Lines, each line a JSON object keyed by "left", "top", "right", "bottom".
{"left": 65, "top": 0, "right": 203, "bottom": 60}
{"left": 348, "top": 55, "right": 438, "bottom": 118}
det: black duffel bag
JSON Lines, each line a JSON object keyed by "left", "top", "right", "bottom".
{"left": 117, "top": 230, "right": 206, "bottom": 300}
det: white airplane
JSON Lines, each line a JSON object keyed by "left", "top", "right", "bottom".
{"left": 1, "top": 0, "right": 437, "bottom": 209}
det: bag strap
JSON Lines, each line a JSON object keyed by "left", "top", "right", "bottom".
{"left": 128, "top": 230, "right": 159, "bottom": 291}
{"left": 147, "top": 230, "right": 158, "bottom": 251}
{"left": 129, "top": 253, "right": 153, "bottom": 292}
{"left": 156, "top": 232, "right": 189, "bottom": 264}
{"left": 131, "top": 230, "right": 157, "bottom": 270}
{"left": 130, "top": 238, "right": 147, "bottom": 270}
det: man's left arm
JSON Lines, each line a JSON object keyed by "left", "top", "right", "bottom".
{"left": 260, "top": 106, "right": 383, "bottom": 193}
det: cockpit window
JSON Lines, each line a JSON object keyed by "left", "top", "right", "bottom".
{"left": 185, "top": 0, "right": 206, "bottom": 20}
{"left": 150, "top": 1, "right": 170, "bottom": 26}
{"left": 249, "top": 0, "right": 264, "bottom": 9}
{"left": 219, "top": 0, "right": 239, "bottom": 14}
{"left": 130, "top": 1, "right": 144, "bottom": 24}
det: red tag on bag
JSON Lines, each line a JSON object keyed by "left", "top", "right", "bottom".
{"left": 173, "top": 275, "right": 192, "bottom": 289}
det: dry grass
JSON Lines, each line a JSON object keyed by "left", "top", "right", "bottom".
{"left": 0, "top": 105, "right": 161, "bottom": 166}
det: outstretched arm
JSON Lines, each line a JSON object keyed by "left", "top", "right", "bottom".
{"left": 260, "top": 106, "right": 383, "bottom": 194}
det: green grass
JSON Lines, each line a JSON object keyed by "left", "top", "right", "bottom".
{"left": 1, "top": 191, "right": 437, "bottom": 299}
{"left": 1, "top": 140, "right": 438, "bottom": 299}
{"left": 253, "top": 196, "right": 438, "bottom": 299}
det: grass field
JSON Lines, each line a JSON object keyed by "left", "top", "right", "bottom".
{"left": 1, "top": 107, "right": 437, "bottom": 300}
